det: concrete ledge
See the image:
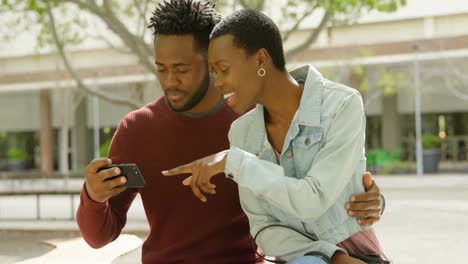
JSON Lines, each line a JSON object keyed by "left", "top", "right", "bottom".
{"left": 0, "top": 220, "right": 149, "bottom": 232}
{"left": 16, "top": 234, "right": 142, "bottom": 264}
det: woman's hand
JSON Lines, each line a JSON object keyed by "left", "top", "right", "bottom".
{"left": 162, "top": 150, "right": 229, "bottom": 202}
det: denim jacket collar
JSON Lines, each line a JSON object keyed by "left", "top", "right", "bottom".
{"left": 247, "top": 65, "right": 324, "bottom": 158}
{"left": 290, "top": 64, "right": 324, "bottom": 128}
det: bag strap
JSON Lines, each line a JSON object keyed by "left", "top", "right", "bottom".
{"left": 253, "top": 224, "right": 331, "bottom": 264}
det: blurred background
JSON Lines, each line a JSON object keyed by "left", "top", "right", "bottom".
{"left": 0, "top": 0, "right": 467, "bottom": 263}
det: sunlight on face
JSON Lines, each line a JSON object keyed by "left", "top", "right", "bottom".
{"left": 208, "top": 35, "right": 262, "bottom": 113}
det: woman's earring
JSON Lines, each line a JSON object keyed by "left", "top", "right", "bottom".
{"left": 257, "top": 68, "right": 266, "bottom": 77}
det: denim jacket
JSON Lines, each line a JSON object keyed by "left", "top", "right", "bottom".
{"left": 225, "top": 65, "right": 368, "bottom": 260}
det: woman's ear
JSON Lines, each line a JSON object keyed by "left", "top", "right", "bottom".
{"left": 256, "top": 48, "right": 270, "bottom": 68}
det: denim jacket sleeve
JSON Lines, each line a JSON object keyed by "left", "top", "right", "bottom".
{"left": 225, "top": 92, "right": 366, "bottom": 223}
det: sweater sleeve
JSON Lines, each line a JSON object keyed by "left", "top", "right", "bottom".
{"left": 76, "top": 117, "right": 138, "bottom": 248}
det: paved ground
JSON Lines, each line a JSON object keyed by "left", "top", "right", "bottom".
{"left": 0, "top": 230, "right": 146, "bottom": 264}
{"left": 0, "top": 174, "right": 467, "bottom": 264}
{"left": 372, "top": 175, "right": 468, "bottom": 264}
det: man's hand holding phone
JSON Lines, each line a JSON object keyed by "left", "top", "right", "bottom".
{"left": 84, "top": 159, "right": 128, "bottom": 203}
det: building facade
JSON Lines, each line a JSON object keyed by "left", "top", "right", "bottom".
{"left": 1, "top": 2, "right": 468, "bottom": 175}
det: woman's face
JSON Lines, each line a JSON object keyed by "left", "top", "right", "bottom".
{"left": 208, "top": 34, "right": 264, "bottom": 113}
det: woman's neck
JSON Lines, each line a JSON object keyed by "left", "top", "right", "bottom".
{"left": 260, "top": 71, "right": 303, "bottom": 127}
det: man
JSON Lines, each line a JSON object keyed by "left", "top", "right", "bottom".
{"left": 76, "top": 1, "right": 384, "bottom": 263}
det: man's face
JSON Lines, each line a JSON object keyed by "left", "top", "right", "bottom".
{"left": 154, "top": 34, "right": 210, "bottom": 112}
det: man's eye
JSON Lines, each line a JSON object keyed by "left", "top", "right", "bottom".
{"left": 221, "top": 68, "right": 229, "bottom": 73}
{"left": 157, "top": 68, "right": 166, "bottom": 73}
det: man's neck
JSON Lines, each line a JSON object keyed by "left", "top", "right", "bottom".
{"left": 178, "top": 97, "right": 225, "bottom": 118}
{"left": 179, "top": 83, "right": 225, "bottom": 118}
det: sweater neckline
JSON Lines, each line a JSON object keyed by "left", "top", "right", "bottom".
{"left": 175, "top": 97, "right": 226, "bottom": 119}
{"left": 161, "top": 96, "right": 231, "bottom": 122}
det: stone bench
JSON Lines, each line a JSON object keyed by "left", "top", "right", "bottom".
{"left": 0, "top": 190, "right": 80, "bottom": 220}
{"left": 16, "top": 234, "right": 142, "bottom": 264}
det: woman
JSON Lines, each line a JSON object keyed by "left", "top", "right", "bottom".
{"left": 163, "top": 9, "right": 387, "bottom": 264}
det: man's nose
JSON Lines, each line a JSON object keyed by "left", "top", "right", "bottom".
{"left": 164, "top": 71, "right": 179, "bottom": 88}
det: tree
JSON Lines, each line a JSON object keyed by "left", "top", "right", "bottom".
{"left": 233, "top": 0, "right": 406, "bottom": 59}
{"left": 1, "top": 0, "right": 407, "bottom": 175}
{"left": 1, "top": 0, "right": 406, "bottom": 108}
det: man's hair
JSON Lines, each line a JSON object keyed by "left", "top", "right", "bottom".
{"left": 210, "top": 9, "right": 286, "bottom": 70}
{"left": 148, "top": 0, "right": 221, "bottom": 53}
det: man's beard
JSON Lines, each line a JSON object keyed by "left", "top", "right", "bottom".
{"left": 166, "top": 72, "right": 211, "bottom": 113}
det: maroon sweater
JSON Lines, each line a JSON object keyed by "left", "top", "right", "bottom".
{"left": 77, "top": 97, "right": 257, "bottom": 263}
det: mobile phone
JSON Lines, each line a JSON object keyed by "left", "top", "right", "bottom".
{"left": 97, "top": 163, "right": 146, "bottom": 188}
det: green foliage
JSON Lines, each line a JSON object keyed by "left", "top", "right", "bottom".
{"left": 323, "top": 0, "right": 406, "bottom": 26}
{"left": 324, "top": 0, "right": 406, "bottom": 13}
{"left": 100, "top": 138, "right": 112, "bottom": 158}
{"left": 367, "top": 148, "right": 410, "bottom": 174}
{"left": 367, "top": 148, "right": 402, "bottom": 166}
{"left": 72, "top": 166, "right": 86, "bottom": 176}
{"left": 379, "top": 161, "right": 414, "bottom": 174}
{"left": 353, "top": 65, "right": 369, "bottom": 93}
{"left": 7, "top": 147, "right": 28, "bottom": 161}
{"left": 213, "top": 0, "right": 228, "bottom": 11}
{"left": 234, "top": 0, "right": 406, "bottom": 33}
{"left": 377, "top": 71, "right": 409, "bottom": 96}
{"left": 351, "top": 65, "right": 410, "bottom": 96}
{"left": 421, "top": 134, "right": 441, "bottom": 150}
{"left": 1, "top": 0, "right": 406, "bottom": 59}
{"left": 1, "top": 0, "right": 88, "bottom": 51}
